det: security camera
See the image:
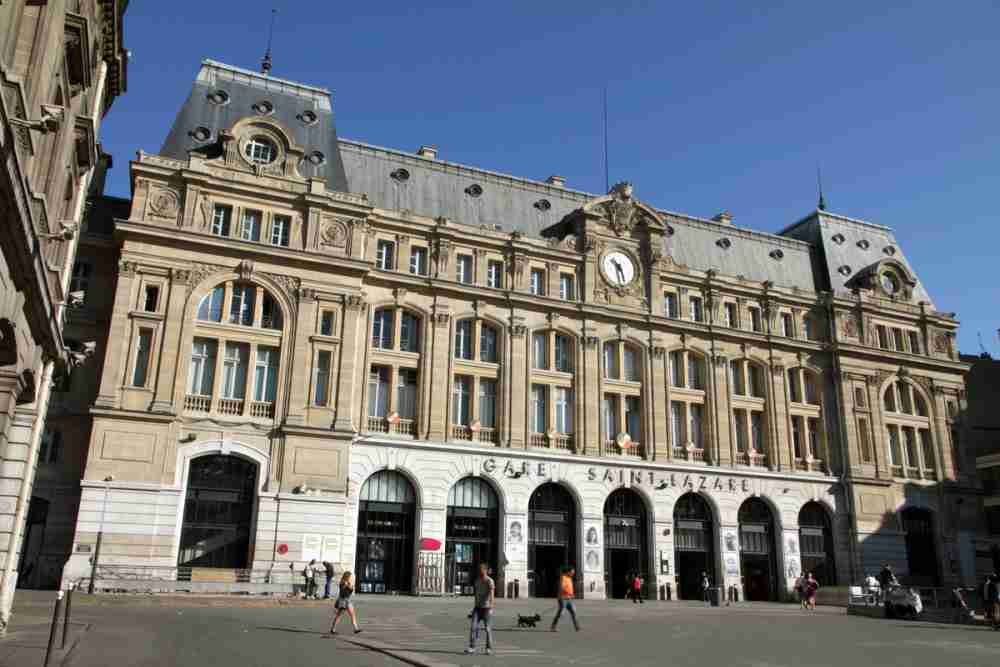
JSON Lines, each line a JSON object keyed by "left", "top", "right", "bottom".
{"left": 67, "top": 290, "right": 86, "bottom": 308}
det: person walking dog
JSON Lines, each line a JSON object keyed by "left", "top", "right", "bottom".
{"left": 465, "top": 562, "right": 495, "bottom": 655}
{"left": 550, "top": 566, "right": 580, "bottom": 632}
{"left": 328, "top": 572, "right": 362, "bottom": 635}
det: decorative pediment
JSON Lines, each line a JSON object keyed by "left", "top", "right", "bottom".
{"left": 583, "top": 182, "right": 663, "bottom": 237}
{"left": 847, "top": 258, "right": 918, "bottom": 301}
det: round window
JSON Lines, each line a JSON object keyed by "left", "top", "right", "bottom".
{"left": 880, "top": 272, "right": 900, "bottom": 294}
{"left": 244, "top": 136, "right": 277, "bottom": 165}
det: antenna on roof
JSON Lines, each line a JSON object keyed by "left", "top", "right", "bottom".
{"left": 978, "top": 331, "right": 990, "bottom": 357}
{"left": 260, "top": 8, "right": 277, "bottom": 75}
{"left": 603, "top": 86, "right": 610, "bottom": 193}
{"left": 817, "top": 166, "right": 827, "bottom": 211}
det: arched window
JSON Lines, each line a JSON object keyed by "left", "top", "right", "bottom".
{"left": 731, "top": 359, "right": 768, "bottom": 467}
{"left": 788, "top": 368, "right": 826, "bottom": 473}
{"left": 185, "top": 282, "right": 284, "bottom": 420}
{"left": 528, "top": 330, "right": 576, "bottom": 451}
{"left": 883, "top": 380, "right": 937, "bottom": 480}
{"left": 668, "top": 349, "right": 708, "bottom": 462}
{"left": 452, "top": 319, "right": 502, "bottom": 444}
{"left": 367, "top": 308, "right": 423, "bottom": 437}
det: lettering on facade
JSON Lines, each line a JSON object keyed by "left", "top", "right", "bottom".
{"left": 481, "top": 458, "right": 752, "bottom": 493}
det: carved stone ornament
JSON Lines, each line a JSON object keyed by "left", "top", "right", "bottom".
{"left": 584, "top": 335, "right": 600, "bottom": 348}
{"left": 118, "top": 259, "right": 138, "bottom": 277}
{"left": 297, "top": 287, "right": 317, "bottom": 302}
{"left": 197, "top": 194, "right": 213, "bottom": 229}
{"left": 771, "top": 363, "right": 786, "bottom": 376}
{"left": 237, "top": 260, "right": 255, "bottom": 282}
{"left": 510, "top": 324, "right": 527, "bottom": 337}
{"left": 394, "top": 287, "right": 408, "bottom": 305}
{"left": 842, "top": 312, "right": 860, "bottom": 338}
{"left": 604, "top": 181, "right": 637, "bottom": 236}
{"left": 320, "top": 217, "right": 350, "bottom": 248}
{"left": 344, "top": 295, "right": 366, "bottom": 311}
{"left": 434, "top": 312, "right": 451, "bottom": 326}
{"left": 185, "top": 262, "right": 226, "bottom": 290}
{"left": 170, "top": 267, "right": 192, "bottom": 284}
{"left": 149, "top": 188, "right": 180, "bottom": 218}
{"left": 933, "top": 332, "right": 949, "bottom": 354}
{"left": 652, "top": 346, "right": 666, "bottom": 359}
{"left": 266, "top": 272, "right": 300, "bottom": 295}
{"left": 714, "top": 354, "right": 729, "bottom": 368}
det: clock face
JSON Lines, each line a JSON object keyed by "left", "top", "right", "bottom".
{"left": 602, "top": 251, "right": 635, "bottom": 286}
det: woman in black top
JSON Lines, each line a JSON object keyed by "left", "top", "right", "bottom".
{"left": 328, "top": 572, "right": 362, "bottom": 635}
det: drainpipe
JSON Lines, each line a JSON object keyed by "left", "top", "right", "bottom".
{"left": 0, "top": 359, "right": 55, "bottom": 632}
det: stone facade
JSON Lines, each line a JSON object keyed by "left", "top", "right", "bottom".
{"left": 43, "top": 60, "right": 978, "bottom": 601}
{"left": 0, "top": 0, "right": 127, "bottom": 627}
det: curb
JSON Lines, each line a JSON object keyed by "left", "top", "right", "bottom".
{"left": 343, "top": 636, "right": 456, "bottom": 667}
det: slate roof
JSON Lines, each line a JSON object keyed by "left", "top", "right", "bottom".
{"left": 160, "top": 60, "right": 348, "bottom": 191}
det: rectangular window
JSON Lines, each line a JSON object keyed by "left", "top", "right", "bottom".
{"left": 689, "top": 296, "right": 704, "bottom": 322}
{"left": 554, "top": 335, "right": 572, "bottom": 373}
{"left": 132, "top": 328, "right": 153, "bottom": 387}
{"left": 211, "top": 204, "right": 232, "bottom": 236}
{"left": 919, "top": 429, "right": 935, "bottom": 471}
{"left": 532, "top": 332, "right": 548, "bottom": 370}
{"left": 604, "top": 343, "right": 620, "bottom": 380}
{"left": 221, "top": 342, "right": 249, "bottom": 399}
{"left": 555, "top": 387, "right": 574, "bottom": 434}
{"left": 397, "top": 368, "right": 418, "bottom": 419}
{"left": 892, "top": 328, "right": 905, "bottom": 352}
{"left": 908, "top": 331, "right": 921, "bottom": 354}
{"left": 807, "top": 417, "right": 820, "bottom": 459}
{"left": 314, "top": 350, "right": 331, "bottom": 406}
{"left": 320, "top": 310, "right": 335, "bottom": 336}
{"left": 887, "top": 425, "right": 902, "bottom": 467}
{"left": 781, "top": 313, "right": 794, "bottom": 338}
{"left": 670, "top": 401, "right": 684, "bottom": 446}
{"left": 902, "top": 427, "right": 918, "bottom": 467}
{"left": 229, "top": 284, "right": 256, "bottom": 325}
{"left": 749, "top": 306, "right": 762, "bottom": 333}
{"left": 731, "top": 361, "right": 746, "bottom": 396}
{"left": 603, "top": 394, "right": 619, "bottom": 441}
{"left": 803, "top": 316, "right": 814, "bottom": 341}
{"left": 690, "top": 404, "right": 704, "bottom": 448}
{"left": 669, "top": 351, "right": 683, "bottom": 387}
{"left": 39, "top": 430, "right": 61, "bottom": 465}
{"left": 792, "top": 416, "right": 804, "bottom": 459}
{"left": 399, "top": 312, "right": 420, "bottom": 352}
{"left": 625, "top": 396, "right": 641, "bottom": 442}
{"left": 624, "top": 347, "right": 640, "bottom": 382}
{"left": 749, "top": 364, "right": 764, "bottom": 398}
{"left": 724, "top": 303, "right": 737, "bottom": 328}
{"left": 240, "top": 209, "right": 262, "bottom": 242}
{"left": 487, "top": 260, "right": 504, "bottom": 288}
{"left": 479, "top": 378, "right": 497, "bottom": 428}
{"left": 559, "top": 273, "right": 575, "bottom": 301}
{"left": 188, "top": 338, "right": 217, "bottom": 395}
{"left": 858, "top": 417, "right": 873, "bottom": 463}
{"left": 664, "top": 292, "right": 678, "bottom": 318}
{"left": 409, "top": 246, "right": 428, "bottom": 276}
{"left": 734, "top": 409, "right": 748, "bottom": 452}
{"left": 376, "top": 240, "right": 395, "bottom": 270}
{"left": 480, "top": 326, "right": 498, "bottom": 363}
{"left": 70, "top": 261, "right": 92, "bottom": 297}
{"left": 368, "top": 366, "right": 389, "bottom": 418}
{"left": 372, "top": 310, "right": 393, "bottom": 349}
{"left": 456, "top": 320, "right": 474, "bottom": 360}
{"left": 531, "top": 384, "right": 547, "bottom": 433}
{"left": 456, "top": 254, "right": 473, "bottom": 284}
{"left": 452, "top": 375, "right": 471, "bottom": 426}
{"left": 787, "top": 369, "right": 801, "bottom": 402}
{"left": 270, "top": 214, "right": 291, "bottom": 247}
{"left": 143, "top": 285, "right": 160, "bottom": 312}
{"left": 876, "top": 325, "right": 888, "bottom": 349}
{"left": 687, "top": 355, "right": 702, "bottom": 390}
{"left": 253, "top": 346, "right": 279, "bottom": 402}
{"left": 529, "top": 268, "right": 545, "bottom": 296}
{"left": 750, "top": 411, "right": 764, "bottom": 452}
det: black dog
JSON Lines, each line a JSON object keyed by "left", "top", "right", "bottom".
{"left": 517, "top": 613, "right": 542, "bottom": 628}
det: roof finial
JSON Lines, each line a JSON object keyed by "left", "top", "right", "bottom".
{"left": 817, "top": 166, "right": 827, "bottom": 211}
{"left": 261, "top": 8, "right": 277, "bottom": 75}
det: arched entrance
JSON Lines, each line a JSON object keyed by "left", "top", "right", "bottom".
{"left": 799, "top": 502, "right": 836, "bottom": 585}
{"left": 178, "top": 455, "right": 258, "bottom": 568}
{"left": 528, "top": 483, "right": 576, "bottom": 598}
{"left": 604, "top": 488, "right": 649, "bottom": 599}
{"left": 674, "top": 493, "right": 715, "bottom": 600}
{"left": 739, "top": 498, "right": 777, "bottom": 601}
{"left": 901, "top": 507, "right": 939, "bottom": 586}
{"left": 446, "top": 476, "right": 500, "bottom": 595}
{"left": 356, "top": 470, "right": 417, "bottom": 594}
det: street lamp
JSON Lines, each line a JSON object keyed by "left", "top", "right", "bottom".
{"left": 87, "top": 475, "right": 114, "bottom": 594}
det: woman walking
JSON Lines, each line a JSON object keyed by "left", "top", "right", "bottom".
{"left": 328, "top": 572, "right": 362, "bottom": 635}
{"left": 804, "top": 572, "right": 820, "bottom": 611}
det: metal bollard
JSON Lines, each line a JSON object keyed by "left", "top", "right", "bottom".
{"left": 514, "top": 578, "right": 520, "bottom": 598}
{"left": 43, "top": 591, "right": 64, "bottom": 667}
{"left": 61, "top": 585, "right": 74, "bottom": 649}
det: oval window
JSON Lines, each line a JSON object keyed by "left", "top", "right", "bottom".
{"left": 244, "top": 136, "right": 277, "bottom": 165}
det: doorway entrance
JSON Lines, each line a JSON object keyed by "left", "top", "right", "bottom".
{"left": 18, "top": 497, "right": 50, "bottom": 589}
{"left": 604, "top": 488, "right": 648, "bottom": 599}
{"left": 356, "top": 470, "right": 417, "bottom": 594}
{"left": 674, "top": 492, "right": 715, "bottom": 599}
{"left": 799, "top": 502, "right": 836, "bottom": 585}
{"left": 446, "top": 476, "right": 500, "bottom": 595}
{"left": 739, "top": 498, "right": 777, "bottom": 601}
{"left": 528, "top": 483, "right": 576, "bottom": 597}
{"left": 902, "top": 507, "right": 939, "bottom": 586}
{"left": 178, "top": 455, "right": 258, "bottom": 569}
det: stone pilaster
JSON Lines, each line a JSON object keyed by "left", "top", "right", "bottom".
{"left": 285, "top": 288, "right": 318, "bottom": 425}
{"left": 333, "top": 295, "right": 366, "bottom": 432}
{"left": 711, "top": 354, "right": 733, "bottom": 466}
{"left": 149, "top": 270, "right": 189, "bottom": 412}
{"left": 581, "top": 331, "right": 600, "bottom": 456}
{"left": 508, "top": 318, "right": 527, "bottom": 449}
{"left": 649, "top": 344, "right": 669, "bottom": 460}
{"left": 426, "top": 308, "right": 451, "bottom": 441}
{"left": 94, "top": 260, "right": 137, "bottom": 408}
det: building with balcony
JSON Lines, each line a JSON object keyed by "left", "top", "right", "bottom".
{"left": 51, "top": 59, "right": 975, "bottom": 600}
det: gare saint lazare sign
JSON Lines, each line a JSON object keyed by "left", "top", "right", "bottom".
{"left": 481, "top": 458, "right": 753, "bottom": 494}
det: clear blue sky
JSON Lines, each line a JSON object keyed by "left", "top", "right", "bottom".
{"left": 99, "top": 1, "right": 999, "bottom": 355}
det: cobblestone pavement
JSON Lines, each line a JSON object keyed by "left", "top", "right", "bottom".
{"left": 3, "top": 592, "right": 999, "bottom": 667}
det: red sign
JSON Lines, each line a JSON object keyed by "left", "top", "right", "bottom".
{"left": 277, "top": 543, "right": 289, "bottom": 555}
{"left": 419, "top": 537, "right": 442, "bottom": 551}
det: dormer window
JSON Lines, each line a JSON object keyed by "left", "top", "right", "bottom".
{"left": 880, "top": 272, "right": 900, "bottom": 295}
{"left": 244, "top": 136, "right": 276, "bottom": 165}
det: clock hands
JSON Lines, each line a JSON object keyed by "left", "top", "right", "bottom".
{"left": 610, "top": 258, "right": 626, "bottom": 284}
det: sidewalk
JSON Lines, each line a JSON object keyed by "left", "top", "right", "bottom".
{"left": 0, "top": 591, "right": 88, "bottom": 667}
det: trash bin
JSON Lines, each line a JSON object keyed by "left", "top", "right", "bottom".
{"left": 710, "top": 586, "right": 721, "bottom": 607}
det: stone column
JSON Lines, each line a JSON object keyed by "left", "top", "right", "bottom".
{"left": 94, "top": 260, "right": 137, "bottom": 408}
{"left": 333, "top": 295, "right": 366, "bottom": 432}
{"left": 285, "top": 288, "right": 317, "bottom": 425}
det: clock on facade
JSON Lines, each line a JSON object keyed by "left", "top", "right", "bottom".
{"left": 601, "top": 251, "right": 636, "bottom": 287}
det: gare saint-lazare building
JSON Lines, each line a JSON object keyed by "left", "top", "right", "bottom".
{"left": 42, "top": 59, "right": 978, "bottom": 601}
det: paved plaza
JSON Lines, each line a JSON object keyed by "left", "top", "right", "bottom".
{"left": 2, "top": 592, "right": 999, "bottom": 667}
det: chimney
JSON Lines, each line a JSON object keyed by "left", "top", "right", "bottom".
{"left": 416, "top": 145, "right": 438, "bottom": 159}
{"left": 712, "top": 211, "right": 733, "bottom": 225}
{"left": 545, "top": 175, "right": 566, "bottom": 188}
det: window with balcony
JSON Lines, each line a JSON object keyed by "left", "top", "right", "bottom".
{"left": 527, "top": 331, "right": 575, "bottom": 449}
{"left": 479, "top": 378, "right": 497, "bottom": 429}
{"left": 731, "top": 359, "right": 769, "bottom": 467}
{"left": 409, "top": 246, "right": 428, "bottom": 276}
{"left": 883, "top": 379, "right": 936, "bottom": 479}
{"left": 452, "top": 320, "right": 502, "bottom": 444}
{"left": 397, "top": 368, "right": 418, "bottom": 421}
{"left": 669, "top": 350, "right": 706, "bottom": 391}
{"left": 555, "top": 387, "right": 574, "bottom": 434}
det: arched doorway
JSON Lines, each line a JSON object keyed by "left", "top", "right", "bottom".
{"left": 178, "top": 455, "right": 258, "bottom": 569}
{"left": 674, "top": 493, "right": 715, "bottom": 600}
{"left": 901, "top": 507, "right": 939, "bottom": 586}
{"left": 446, "top": 476, "right": 500, "bottom": 595}
{"left": 528, "top": 483, "right": 576, "bottom": 598}
{"left": 799, "top": 502, "right": 836, "bottom": 585}
{"left": 18, "top": 497, "right": 50, "bottom": 589}
{"left": 739, "top": 498, "right": 777, "bottom": 601}
{"left": 604, "top": 488, "right": 649, "bottom": 599}
{"left": 356, "top": 470, "right": 417, "bottom": 594}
